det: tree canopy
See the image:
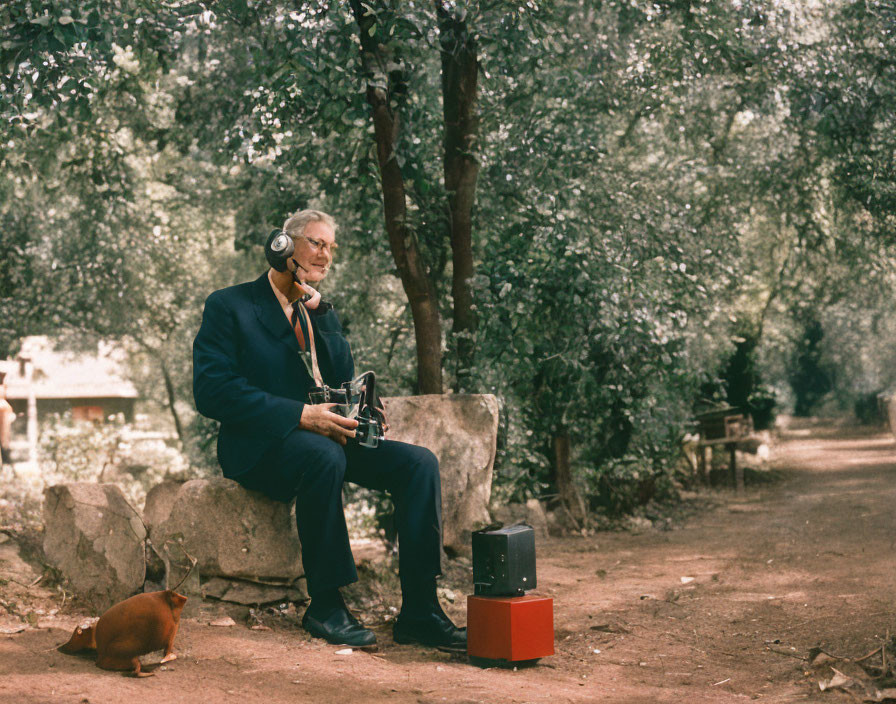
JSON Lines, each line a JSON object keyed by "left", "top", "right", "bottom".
{"left": 3, "top": 0, "right": 895, "bottom": 520}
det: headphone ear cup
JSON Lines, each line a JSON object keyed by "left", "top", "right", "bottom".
{"left": 265, "top": 229, "right": 295, "bottom": 272}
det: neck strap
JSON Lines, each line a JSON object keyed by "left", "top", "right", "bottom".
{"left": 295, "top": 301, "right": 323, "bottom": 387}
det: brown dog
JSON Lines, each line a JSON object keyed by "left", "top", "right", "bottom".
{"left": 58, "top": 590, "right": 187, "bottom": 677}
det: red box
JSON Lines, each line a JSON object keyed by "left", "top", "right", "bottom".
{"left": 467, "top": 594, "right": 554, "bottom": 661}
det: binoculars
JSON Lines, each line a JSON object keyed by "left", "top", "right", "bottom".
{"left": 308, "top": 371, "right": 385, "bottom": 448}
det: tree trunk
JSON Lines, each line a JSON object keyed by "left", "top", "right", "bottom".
{"left": 349, "top": 0, "right": 443, "bottom": 394}
{"left": 159, "top": 357, "right": 185, "bottom": 444}
{"left": 435, "top": 2, "right": 480, "bottom": 392}
{"left": 552, "top": 429, "right": 587, "bottom": 529}
{"left": 132, "top": 335, "right": 185, "bottom": 444}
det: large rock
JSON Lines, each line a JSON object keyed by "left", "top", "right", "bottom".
{"left": 382, "top": 394, "right": 498, "bottom": 553}
{"left": 43, "top": 483, "right": 147, "bottom": 611}
{"left": 143, "top": 479, "right": 186, "bottom": 528}
{"left": 149, "top": 478, "right": 302, "bottom": 583}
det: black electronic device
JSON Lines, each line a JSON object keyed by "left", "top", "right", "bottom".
{"left": 308, "top": 371, "right": 385, "bottom": 449}
{"left": 472, "top": 524, "right": 536, "bottom": 597}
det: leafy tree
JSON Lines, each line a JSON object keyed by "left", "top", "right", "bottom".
{"left": 4, "top": 0, "right": 896, "bottom": 519}
{"left": 142, "top": 1, "right": 543, "bottom": 394}
{"left": 788, "top": 317, "right": 834, "bottom": 416}
{"left": 466, "top": 0, "right": 811, "bottom": 518}
{"left": 1, "top": 3, "right": 254, "bottom": 443}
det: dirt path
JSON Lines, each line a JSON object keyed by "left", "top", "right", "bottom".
{"left": 2, "top": 422, "right": 895, "bottom": 703}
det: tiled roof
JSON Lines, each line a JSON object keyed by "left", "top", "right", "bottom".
{"left": 0, "top": 336, "right": 138, "bottom": 401}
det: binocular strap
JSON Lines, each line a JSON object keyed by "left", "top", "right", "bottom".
{"left": 295, "top": 301, "right": 323, "bottom": 388}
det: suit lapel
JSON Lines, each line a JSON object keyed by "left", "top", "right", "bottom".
{"left": 251, "top": 273, "right": 301, "bottom": 354}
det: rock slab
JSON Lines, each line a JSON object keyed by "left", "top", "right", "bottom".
{"left": 382, "top": 394, "right": 498, "bottom": 553}
{"left": 201, "top": 576, "right": 306, "bottom": 605}
{"left": 43, "top": 483, "right": 147, "bottom": 611}
{"left": 150, "top": 478, "right": 302, "bottom": 582}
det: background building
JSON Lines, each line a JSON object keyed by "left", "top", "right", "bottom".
{"left": 0, "top": 337, "right": 138, "bottom": 463}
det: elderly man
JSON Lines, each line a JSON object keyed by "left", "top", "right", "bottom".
{"left": 193, "top": 209, "right": 464, "bottom": 650}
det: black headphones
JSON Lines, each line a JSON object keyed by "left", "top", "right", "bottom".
{"left": 265, "top": 229, "right": 295, "bottom": 272}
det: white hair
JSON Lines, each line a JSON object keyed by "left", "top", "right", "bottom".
{"left": 282, "top": 209, "right": 337, "bottom": 239}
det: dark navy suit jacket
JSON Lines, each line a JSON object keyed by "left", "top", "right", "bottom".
{"left": 192, "top": 273, "right": 354, "bottom": 478}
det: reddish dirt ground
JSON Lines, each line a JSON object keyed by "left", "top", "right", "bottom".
{"left": 2, "top": 420, "right": 895, "bottom": 703}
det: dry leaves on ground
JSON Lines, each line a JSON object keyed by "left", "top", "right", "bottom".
{"left": 809, "top": 638, "right": 896, "bottom": 701}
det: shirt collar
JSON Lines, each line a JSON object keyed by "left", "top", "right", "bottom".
{"left": 267, "top": 268, "right": 300, "bottom": 307}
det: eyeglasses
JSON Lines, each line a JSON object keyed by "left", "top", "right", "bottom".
{"left": 299, "top": 234, "right": 338, "bottom": 256}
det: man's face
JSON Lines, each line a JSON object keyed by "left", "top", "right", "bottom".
{"left": 292, "top": 220, "right": 337, "bottom": 284}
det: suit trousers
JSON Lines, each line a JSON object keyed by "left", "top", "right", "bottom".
{"left": 235, "top": 428, "right": 442, "bottom": 597}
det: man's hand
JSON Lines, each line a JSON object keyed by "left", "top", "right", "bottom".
{"left": 300, "top": 403, "right": 358, "bottom": 445}
{"left": 298, "top": 282, "right": 322, "bottom": 309}
{"left": 377, "top": 402, "right": 389, "bottom": 434}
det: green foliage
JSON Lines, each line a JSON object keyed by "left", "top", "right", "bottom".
{"left": 789, "top": 317, "right": 835, "bottom": 416}
{"left": 801, "top": 0, "right": 896, "bottom": 232}
{"left": 3, "top": 0, "right": 896, "bottom": 521}
{"left": 853, "top": 392, "right": 885, "bottom": 426}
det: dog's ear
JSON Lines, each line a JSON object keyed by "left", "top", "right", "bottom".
{"left": 166, "top": 591, "right": 188, "bottom": 610}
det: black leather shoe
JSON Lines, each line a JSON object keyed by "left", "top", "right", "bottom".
{"left": 393, "top": 608, "right": 467, "bottom": 650}
{"left": 302, "top": 607, "right": 377, "bottom": 647}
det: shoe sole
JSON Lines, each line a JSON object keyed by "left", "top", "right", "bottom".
{"left": 302, "top": 620, "right": 378, "bottom": 649}
{"left": 393, "top": 632, "right": 467, "bottom": 652}
{"left": 306, "top": 630, "right": 378, "bottom": 650}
